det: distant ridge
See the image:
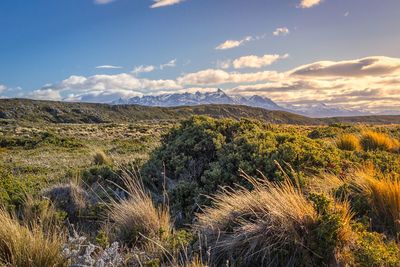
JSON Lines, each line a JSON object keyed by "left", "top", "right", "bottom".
{"left": 112, "top": 88, "right": 286, "bottom": 112}
{"left": 0, "top": 98, "right": 399, "bottom": 125}
{"left": 111, "top": 89, "right": 370, "bottom": 118}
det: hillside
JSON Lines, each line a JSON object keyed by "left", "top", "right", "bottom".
{"left": 0, "top": 98, "right": 399, "bottom": 125}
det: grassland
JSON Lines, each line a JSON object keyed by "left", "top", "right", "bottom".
{"left": 1, "top": 106, "right": 400, "bottom": 266}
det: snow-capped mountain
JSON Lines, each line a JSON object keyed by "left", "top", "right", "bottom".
{"left": 113, "top": 89, "right": 285, "bottom": 111}
{"left": 283, "top": 103, "right": 369, "bottom": 118}
{"left": 112, "top": 89, "right": 369, "bottom": 118}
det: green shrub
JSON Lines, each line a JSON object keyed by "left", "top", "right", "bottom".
{"left": 351, "top": 223, "right": 400, "bottom": 266}
{"left": 142, "top": 116, "right": 342, "bottom": 223}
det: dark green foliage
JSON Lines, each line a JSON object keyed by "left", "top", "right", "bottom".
{"left": 142, "top": 116, "right": 342, "bottom": 223}
{"left": 0, "top": 131, "right": 83, "bottom": 149}
{"left": 307, "top": 193, "right": 348, "bottom": 264}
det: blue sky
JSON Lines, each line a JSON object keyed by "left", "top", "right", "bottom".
{"left": 0, "top": 0, "right": 399, "bottom": 113}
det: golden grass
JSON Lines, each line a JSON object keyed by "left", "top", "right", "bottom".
{"left": 350, "top": 167, "right": 400, "bottom": 233}
{"left": 0, "top": 209, "right": 65, "bottom": 267}
{"left": 360, "top": 131, "right": 399, "bottom": 152}
{"left": 195, "top": 173, "right": 319, "bottom": 265}
{"left": 336, "top": 133, "right": 361, "bottom": 151}
{"left": 93, "top": 150, "right": 112, "bottom": 165}
{"left": 109, "top": 170, "right": 171, "bottom": 247}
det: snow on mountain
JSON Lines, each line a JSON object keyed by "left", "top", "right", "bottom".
{"left": 111, "top": 89, "right": 369, "bottom": 117}
{"left": 112, "top": 89, "right": 285, "bottom": 111}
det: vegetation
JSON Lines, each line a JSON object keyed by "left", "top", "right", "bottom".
{"left": 1, "top": 113, "right": 400, "bottom": 266}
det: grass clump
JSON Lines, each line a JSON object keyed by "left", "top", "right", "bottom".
{"left": 336, "top": 133, "right": 361, "bottom": 151}
{"left": 93, "top": 150, "right": 112, "bottom": 165}
{"left": 0, "top": 209, "right": 65, "bottom": 267}
{"left": 42, "top": 182, "right": 90, "bottom": 220}
{"left": 350, "top": 167, "right": 400, "bottom": 234}
{"left": 195, "top": 172, "right": 352, "bottom": 266}
{"left": 109, "top": 170, "right": 171, "bottom": 247}
{"left": 360, "top": 131, "right": 399, "bottom": 152}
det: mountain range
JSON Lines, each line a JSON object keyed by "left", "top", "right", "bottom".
{"left": 112, "top": 89, "right": 369, "bottom": 118}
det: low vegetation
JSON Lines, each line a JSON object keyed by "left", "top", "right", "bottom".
{"left": 1, "top": 115, "right": 400, "bottom": 266}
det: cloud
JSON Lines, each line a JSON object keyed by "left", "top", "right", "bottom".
{"left": 150, "top": 0, "right": 185, "bottom": 8}
{"left": 299, "top": 0, "right": 323, "bottom": 8}
{"left": 132, "top": 65, "right": 156, "bottom": 74}
{"left": 177, "top": 69, "right": 282, "bottom": 86}
{"left": 291, "top": 56, "right": 400, "bottom": 77}
{"left": 344, "top": 11, "right": 350, "bottom": 17}
{"left": 160, "top": 59, "right": 177, "bottom": 70}
{"left": 232, "top": 54, "right": 289, "bottom": 69}
{"left": 95, "top": 65, "right": 123, "bottom": 69}
{"left": 29, "top": 89, "right": 62, "bottom": 101}
{"left": 273, "top": 27, "right": 290, "bottom": 36}
{"left": 31, "top": 73, "right": 181, "bottom": 103}
{"left": 25, "top": 56, "right": 400, "bottom": 113}
{"left": 0, "top": 85, "right": 7, "bottom": 93}
{"left": 94, "top": 0, "right": 116, "bottom": 5}
{"left": 215, "top": 36, "right": 253, "bottom": 50}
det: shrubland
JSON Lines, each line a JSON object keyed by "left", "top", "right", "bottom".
{"left": 0, "top": 116, "right": 399, "bottom": 266}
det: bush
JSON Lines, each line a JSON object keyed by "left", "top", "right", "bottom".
{"left": 0, "top": 209, "right": 65, "bottom": 267}
{"left": 351, "top": 223, "right": 400, "bottom": 266}
{"left": 336, "top": 134, "right": 361, "bottom": 151}
{"left": 142, "top": 116, "right": 341, "bottom": 223}
{"left": 360, "top": 131, "right": 399, "bottom": 152}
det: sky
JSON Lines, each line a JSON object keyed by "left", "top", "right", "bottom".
{"left": 0, "top": 0, "right": 399, "bottom": 113}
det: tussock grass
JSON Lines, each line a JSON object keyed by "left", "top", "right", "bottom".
{"left": 93, "top": 150, "right": 112, "bottom": 165}
{"left": 109, "top": 170, "right": 171, "bottom": 247}
{"left": 360, "top": 131, "right": 399, "bottom": 152}
{"left": 0, "top": 209, "right": 65, "bottom": 267}
{"left": 42, "top": 182, "right": 89, "bottom": 219}
{"left": 195, "top": 172, "right": 354, "bottom": 265}
{"left": 350, "top": 167, "right": 400, "bottom": 233}
{"left": 336, "top": 133, "right": 361, "bottom": 151}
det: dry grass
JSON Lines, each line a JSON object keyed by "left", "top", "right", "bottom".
{"left": 336, "top": 133, "right": 361, "bottom": 151}
{"left": 195, "top": 172, "right": 320, "bottom": 265}
{"left": 93, "top": 150, "right": 112, "bottom": 165}
{"left": 350, "top": 167, "right": 400, "bottom": 233}
{"left": 0, "top": 209, "right": 65, "bottom": 267}
{"left": 42, "top": 182, "right": 89, "bottom": 219}
{"left": 109, "top": 170, "right": 171, "bottom": 247}
{"left": 360, "top": 131, "right": 399, "bottom": 152}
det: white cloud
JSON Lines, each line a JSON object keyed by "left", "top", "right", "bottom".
{"left": 95, "top": 65, "right": 123, "bottom": 69}
{"left": 29, "top": 89, "right": 62, "bottom": 101}
{"left": 216, "top": 60, "right": 232, "bottom": 69}
{"left": 94, "top": 0, "right": 116, "bottom": 5}
{"left": 273, "top": 27, "right": 290, "bottom": 36}
{"left": 150, "top": 0, "right": 185, "bottom": 8}
{"left": 344, "top": 11, "right": 350, "bottom": 17}
{"left": 215, "top": 36, "right": 253, "bottom": 50}
{"left": 0, "top": 85, "right": 7, "bottom": 93}
{"left": 177, "top": 69, "right": 282, "bottom": 86}
{"left": 290, "top": 56, "right": 400, "bottom": 77}
{"left": 132, "top": 65, "right": 156, "bottom": 75}
{"left": 232, "top": 54, "right": 289, "bottom": 69}
{"left": 25, "top": 56, "right": 400, "bottom": 113}
{"left": 299, "top": 0, "right": 323, "bottom": 8}
{"left": 160, "top": 59, "right": 177, "bottom": 70}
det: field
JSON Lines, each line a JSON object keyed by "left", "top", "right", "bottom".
{"left": 1, "top": 104, "right": 400, "bottom": 266}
